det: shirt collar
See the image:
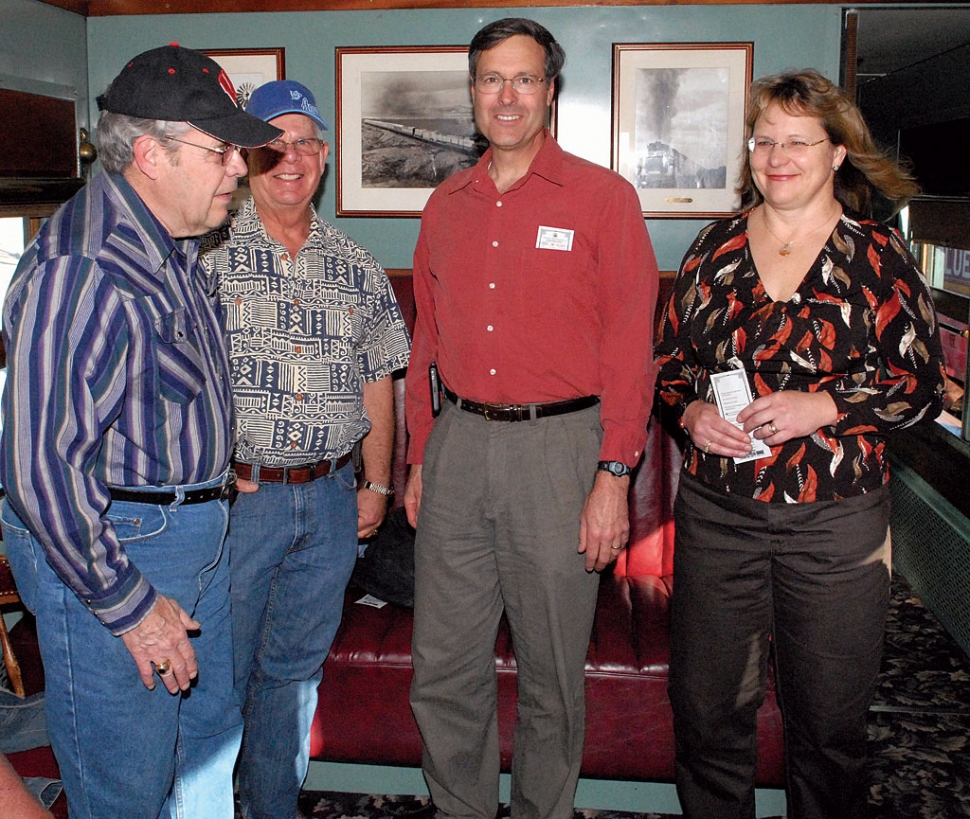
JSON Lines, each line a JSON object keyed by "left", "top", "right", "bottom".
{"left": 103, "top": 172, "right": 192, "bottom": 273}
{"left": 455, "top": 130, "right": 564, "bottom": 195}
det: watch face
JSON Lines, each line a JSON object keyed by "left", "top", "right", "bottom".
{"left": 599, "top": 460, "right": 630, "bottom": 477}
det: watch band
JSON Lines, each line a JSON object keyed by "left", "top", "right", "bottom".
{"left": 362, "top": 480, "right": 395, "bottom": 496}
{"left": 597, "top": 460, "right": 631, "bottom": 478}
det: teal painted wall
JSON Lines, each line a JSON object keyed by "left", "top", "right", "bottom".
{"left": 0, "top": 0, "right": 88, "bottom": 128}
{"left": 87, "top": 5, "right": 843, "bottom": 270}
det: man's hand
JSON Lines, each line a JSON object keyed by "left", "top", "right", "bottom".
{"left": 578, "top": 471, "right": 630, "bottom": 572}
{"left": 404, "top": 465, "right": 423, "bottom": 529}
{"left": 120, "top": 595, "right": 200, "bottom": 694}
{"left": 358, "top": 485, "right": 389, "bottom": 539}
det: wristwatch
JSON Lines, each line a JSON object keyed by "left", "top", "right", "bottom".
{"left": 597, "top": 460, "right": 631, "bottom": 478}
{"left": 362, "top": 480, "right": 395, "bottom": 496}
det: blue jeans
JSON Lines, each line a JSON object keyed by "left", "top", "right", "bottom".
{"left": 1, "top": 475, "right": 240, "bottom": 819}
{"left": 0, "top": 687, "right": 48, "bottom": 753}
{"left": 229, "top": 461, "right": 358, "bottom": 819}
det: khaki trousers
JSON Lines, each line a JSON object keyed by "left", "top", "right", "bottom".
{"left": 410, "top": 400, "right": 602, "bottom": 819}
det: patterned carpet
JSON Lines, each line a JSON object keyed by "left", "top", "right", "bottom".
{"left": 298, "top": 574, "right": 970, "bottom": 819}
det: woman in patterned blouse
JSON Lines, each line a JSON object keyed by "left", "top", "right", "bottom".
{"left": 656, "top": 70, "right": 946, "bottom": 819}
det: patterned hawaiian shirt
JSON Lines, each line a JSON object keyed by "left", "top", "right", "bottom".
{"left": 202, "top": 197, "right": 411, "bottom": 467}
{"left": 656, "top": 209, "right": 946, "bottom": 503}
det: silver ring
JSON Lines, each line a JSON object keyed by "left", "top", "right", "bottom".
{"left": 769, "top": 422, "right": 778, "bottom": 434}
{"left": 704, "top": 441, "right": 712, "bottom": 454}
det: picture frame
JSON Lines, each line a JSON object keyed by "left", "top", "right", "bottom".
{"left": 336, "top": 45, "right": 484, "bottom": 218}
{"left": 203, "top": 48, "right": 286, "bottom": 108}
{"left": 611, "top": 42, "right": 753, "bottom": 219}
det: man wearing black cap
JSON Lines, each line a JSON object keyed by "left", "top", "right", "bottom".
{"left": 201, "top": 78, "right": 410, "bottom": 819}
{"left": 0, "top": 45, "right": 280, "bottom": 819}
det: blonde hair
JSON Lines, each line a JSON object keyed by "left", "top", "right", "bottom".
{"left": 737, "top": 69, "right": 918, "bottom": 215}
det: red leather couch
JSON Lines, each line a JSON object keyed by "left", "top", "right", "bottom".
{"left": 309, "top": 273, "right": 786, "bottom": 788}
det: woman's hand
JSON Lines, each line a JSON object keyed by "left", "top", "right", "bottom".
{"left": 681, "top": 400, "right": 752, "bottom": 458}
{"left": 737, "top": 391, "right": 839, "bottom": 445}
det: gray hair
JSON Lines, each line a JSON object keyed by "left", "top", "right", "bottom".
{"left": 95, "top": 112, "right": 191, "bottom": 174}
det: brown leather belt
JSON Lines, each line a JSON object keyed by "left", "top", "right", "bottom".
{"left": 232, "top": 453, "right": 352, "bottom": 484}
{"left": 442, "top": 386, "right": 599, "bottom": 422}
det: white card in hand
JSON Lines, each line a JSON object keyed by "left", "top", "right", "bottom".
{"left": 709, "top": 369, "right": 771, "bottom": 464}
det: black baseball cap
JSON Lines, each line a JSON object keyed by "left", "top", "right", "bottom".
{"left": 96, "top": 43, "right": 282, "bottom": 148}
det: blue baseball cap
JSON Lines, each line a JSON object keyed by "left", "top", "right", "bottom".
{"left": 245, "top": 80, "right": 328, "bottom": 130}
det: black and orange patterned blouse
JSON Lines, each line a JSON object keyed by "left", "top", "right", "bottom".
{"left": 656, "top": 209, "right": 946, "bottom": 504}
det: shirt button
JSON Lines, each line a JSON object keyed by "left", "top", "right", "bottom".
{"left": 295, "top": 346, "right": 303, "bottom": 354}
{"left": 496, "top": 201, "right": 503, "bottom": 207}
{"left": 492, "top": 241, "right": 499, "bottom": 248}
{"left": 293, "top": 298, "right": 300, "bottom": 306}
{"left": 487, "top": 325, "right": 493, "bottom": 332}
{"left": 290, "top": 442, "right": 298, "bottom": 449}
{"left": 490, "top": 368, "right": 496, "bottom": 375}
{"left": 296, "top": 393, "right": 304, "bottom": 401}
{"left": 489, "top": 283, "right": 496, "bottom": 289}
{"left": 281, "top": 253, "right": 290, "bottom": 261}
{"left": 348, "top": 306, "right": 354, "bottom": 314}
{"left": 234, "top": 297, "right": 242, "bottom": 305}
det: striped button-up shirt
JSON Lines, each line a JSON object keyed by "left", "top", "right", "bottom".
{"left": 0, "top": 172, "right": 234, "bottom": 635}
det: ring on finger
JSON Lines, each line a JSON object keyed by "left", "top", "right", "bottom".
{"left": 769, "top": 422, "right": 778, "bottom": 434}
{"left": 156, "top": 659, "right": 173, "bottom": 676}
{"left": 704, "top": 440, "right": 712, "bottom": 454}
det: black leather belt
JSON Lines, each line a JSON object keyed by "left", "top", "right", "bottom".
{"left": 108, "top": 480, "right": 235, "bottom": 506}
{"left": 443, "top": 386, "right": 599, "bottom": 422}
{"left": 232, "top": 452, "right": 352, "bottom": 484}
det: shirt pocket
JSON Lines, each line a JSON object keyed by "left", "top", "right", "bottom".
{"left": 153, "top": 308, "right": 207, "bottom": 404}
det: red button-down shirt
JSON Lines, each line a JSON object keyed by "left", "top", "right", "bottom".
{"left": 406, "top": 135, "right": 659, "bottom": 466}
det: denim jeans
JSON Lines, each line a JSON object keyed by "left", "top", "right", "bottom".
{"left": 0, "top": 686, "right": 48, "bottom": 753}
{"left": 229, "top": 460, "right": 358, "bottom": 819}
{"left": 1, "top": 474, "right": 241, "bottom": 819}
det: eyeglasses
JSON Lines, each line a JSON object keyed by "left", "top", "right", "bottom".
{"left": 164, "top": 135, "right": 238, "bottom": 165}
{"left": 747, "top": 137, "right": 830, "bottom": 157}
{"left": 266, "top": 137, "right": 325, "bottom": 156}
{"left": 473, "top": 74, "right": 547, "bottom": 95}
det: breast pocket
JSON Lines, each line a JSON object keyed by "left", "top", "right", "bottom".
{"left": 153, "top": 308, "right": 207, "bottom": 404}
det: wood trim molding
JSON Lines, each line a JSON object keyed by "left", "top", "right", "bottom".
{"left": 40, "top": 0, "right": 914, "bottom": 17}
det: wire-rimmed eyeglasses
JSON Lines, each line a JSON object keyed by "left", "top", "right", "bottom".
{"left": 266, "top": 137, "right": 325, "bottom": 156}
{"left": 164, "top": 135, "right": 238, "bottom": 165}
{"left": 747, "top": 137, "right": 830, "bottom": 157}
{"left": 473, "top": 74, "right": 547, "bottom": 95}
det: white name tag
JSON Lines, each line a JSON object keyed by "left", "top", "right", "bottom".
{"left": 536, "top": 225, "right": 574, "bottom": 251}
{"left": 709, "top": 369, "right": 771, "bottom": 464}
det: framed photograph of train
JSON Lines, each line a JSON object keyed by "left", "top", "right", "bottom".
{"left": 336, "top": 46, "right": 484, "bottom": 218}
{"left": 202, "top": 48, "right": 286, "bottom": 108}
{"left": 611, "top": 42, "right": 753, "bottom": 218}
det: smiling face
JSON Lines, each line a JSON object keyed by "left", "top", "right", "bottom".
{"left": 152, "top": 127, "right": 248, "bottom": 238}
{"left": 749, "top": 103, "right": 848, "bottom": 214}
{"left": 471, "top": 34, "right": 555, "bottom": 160}
{"left": 246, "top": 113, "right": 328, "bottom": 214}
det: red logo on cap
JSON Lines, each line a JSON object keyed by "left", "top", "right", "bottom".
{"left": 217, "top": 70, "right": 238, "bottom": 105}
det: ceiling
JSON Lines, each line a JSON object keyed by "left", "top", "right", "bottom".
{"left": 854, "top": 7, "right": 970, "bottom": 83}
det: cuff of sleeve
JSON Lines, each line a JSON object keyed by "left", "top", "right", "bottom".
{"left": 89, "top": 573, "right": 158, "bottom": 636}
{"left": 599, "top": 428, "right": 646, "bottom": 468}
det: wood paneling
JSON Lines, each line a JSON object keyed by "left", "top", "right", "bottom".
{"left": 38, "top": 0, "right": 920, "bottom": 17}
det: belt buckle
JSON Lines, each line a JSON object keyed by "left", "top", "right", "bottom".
{"left": 482, "top": 402, "right": 509, "bottom": 422}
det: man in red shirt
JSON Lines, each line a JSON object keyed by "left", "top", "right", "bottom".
{"left": 404, "top": 18, "right": 659, "bottom": 819}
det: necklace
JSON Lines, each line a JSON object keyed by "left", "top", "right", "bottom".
{"left": 760, "top": 205, "right": 841, "bottom": 256}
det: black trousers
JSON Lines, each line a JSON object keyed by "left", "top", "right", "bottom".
{"left": 668, "top": 473, "right": 891, "bottom": 819}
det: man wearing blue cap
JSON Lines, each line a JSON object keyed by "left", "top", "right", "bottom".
{"left": 1, "top": 44, "right": 281, "bottom": 819}
{"left": 201, "top": 79, "right": 410, "bottom": 819}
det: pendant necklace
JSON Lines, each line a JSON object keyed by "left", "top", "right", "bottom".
{"left": 761, "top": 205, "right": 841, "bottom": 256}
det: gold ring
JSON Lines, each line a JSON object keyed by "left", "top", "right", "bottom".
{"left": 769, "top": 423, "right": 778, "bottom": 434}
{"left": 610, "top": 544, "right": 623, "bottom": 551}
{"left": 156, "top": 659, "right": 173, "bottom": 676}
{"left": 704, "top": 441, "right": 712, "bottom": 454}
